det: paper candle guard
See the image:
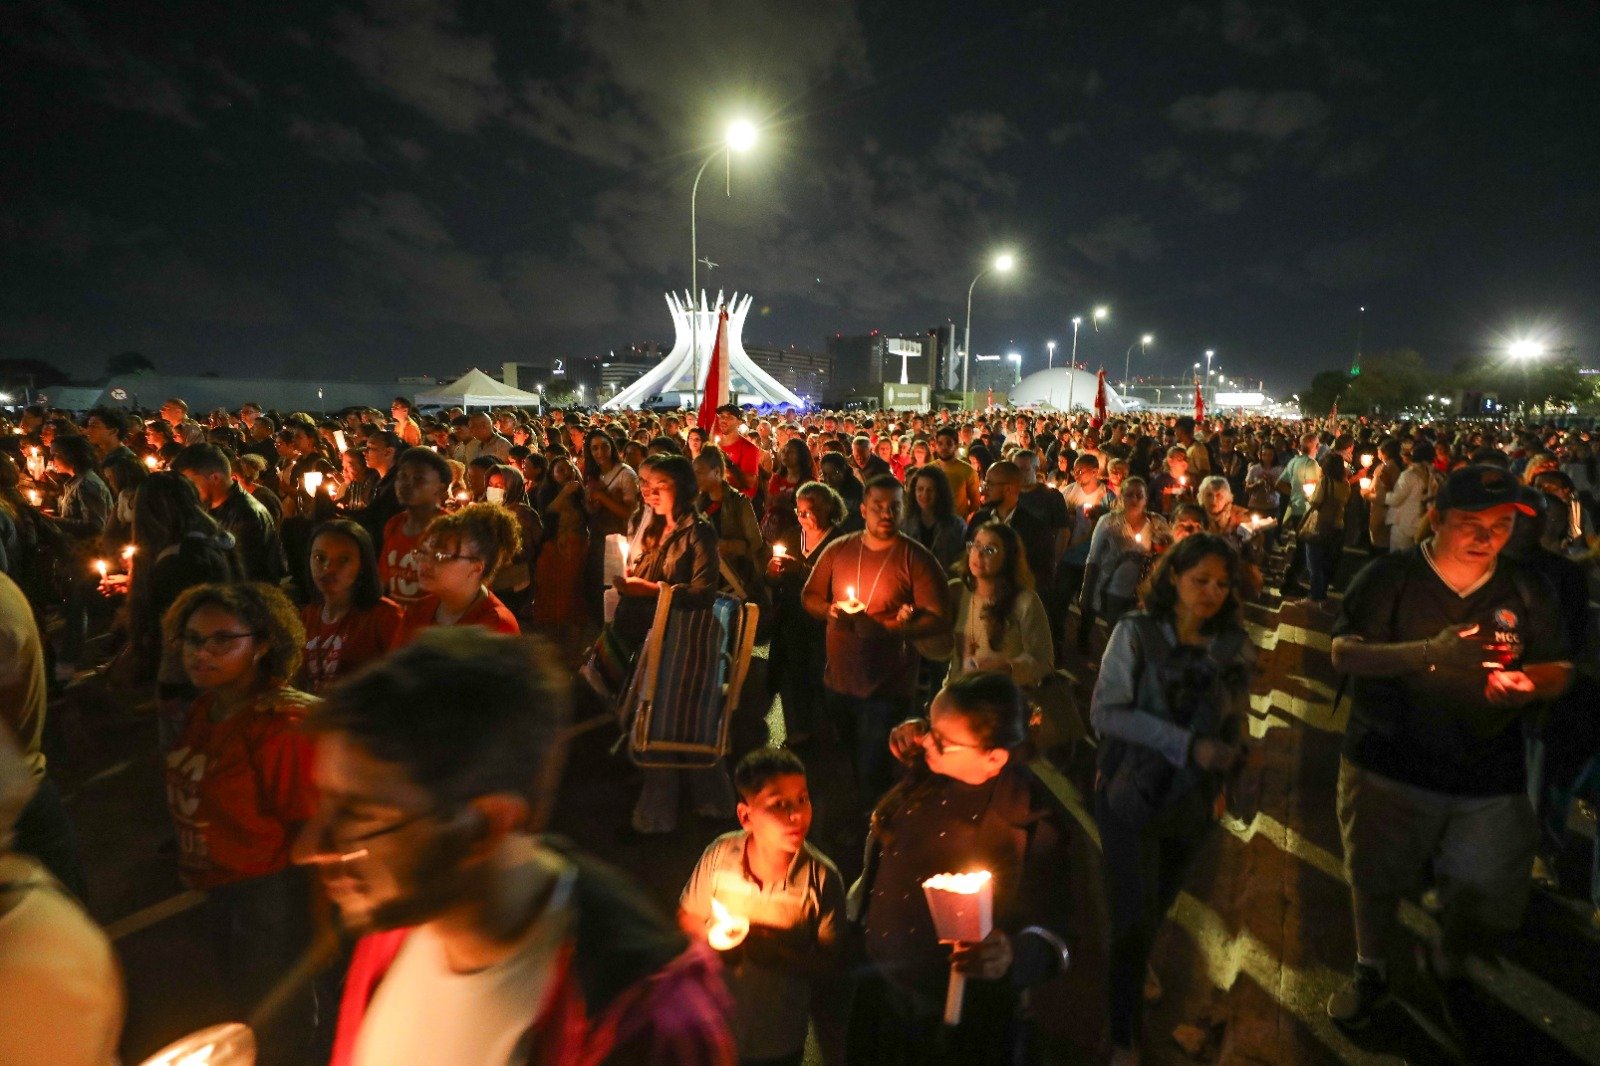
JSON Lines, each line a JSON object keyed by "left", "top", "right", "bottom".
{"left": 922, "top": 870, "right": 993, "bottom": 1026}
{"left": 138, "top": 1021, "right": 256, "bottom": 1065}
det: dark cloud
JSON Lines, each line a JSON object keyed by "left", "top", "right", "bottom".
{"left": 286, "top": 116, "right": 372, "bottom": 163}
{"left": 1168, "top": 88, "right": 1330, "bottom": 139}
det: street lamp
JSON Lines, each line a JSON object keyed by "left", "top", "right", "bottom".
{"left": 1508, "top": 340, "right": 1545, "bottom": 360}
{"left": 962, "top": 252, "right": 1016, "bottom": 397}
{"left": 1070, "top": 316, "right": 1082, "bottom": 366}
{"left": 1047, "top": 340, "right": 1056, "bottom": 368}
{"left": 1093, "top": 306, "right": 1108, "bottom": 332}
{"left": 690, "top": 118, "right": 759, "bottom": 406}
{"left": 1204, "top": 349, "right": 1215, "bottom": 406}
{"left": 1123, "top": 333, "right": 1152, "bottom": 387}
{"left": 1006, "top": 352, "right": 1023, "bottom": 386}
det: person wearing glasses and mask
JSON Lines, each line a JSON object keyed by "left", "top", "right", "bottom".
{"left": 854, "top": 674, "right": 1106, "bottom": 1065}
{"left": 296, "top": 628, "right": 736, "bottom": 1066}
{"left": 393, "top": 503, "right": 521, "bottom": 644}
{"left": 161, "top": 581, "right": 320, "bottom": 1064}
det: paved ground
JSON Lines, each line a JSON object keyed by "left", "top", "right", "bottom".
{"left": 47, "top": 541, "right": 1600, "bottom": 1064}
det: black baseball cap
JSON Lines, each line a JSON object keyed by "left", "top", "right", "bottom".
{"left": 1435, "top": 464, "right": 1541, "bottom": 516}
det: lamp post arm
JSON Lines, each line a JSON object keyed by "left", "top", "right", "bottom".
{"left": 962, "top": 268, "right": 989, "bottom": 398}
{"left": 689, "top": 149, "right": 722, "bottom": 411}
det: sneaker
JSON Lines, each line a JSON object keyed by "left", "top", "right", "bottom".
{"left": 1532, "top": 854, "right": 1560, "bottom": 891}
{"left": 1326, "top": 963, "right": 1389, "bottom": 1030}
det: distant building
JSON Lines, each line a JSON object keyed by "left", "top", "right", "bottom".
{"left": 823, "top": 331, "right": 928, "bottom": 405}
{"left": 745, "top": 344, "right": 832, "bottom": 403}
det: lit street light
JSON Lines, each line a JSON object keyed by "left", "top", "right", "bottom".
{"left": 962, "top": 253, "right": 1016, "bottom": 397}
{"left": 690, "top": 117, "right": 759, "bottom": 406}
{"left": 1508, "top": 340, "right": 1545, "bottom": 360}
{"left": 1123, "top": 333, "right": 1152, "bottom": 387}
{"left": 1047, "top": 340, "right": 1056, "bottom": 369}
{"left": 1093, "top": 306, "right": 1108, "bottom": 332}
{"left": 1204, "top": 348, "right": 1215, "bottom": 406}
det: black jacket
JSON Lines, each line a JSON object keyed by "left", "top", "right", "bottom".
{"left": 967, "top": 504, "right": 1056, "bottom": 586}
{"left": 212, "top": 483, "right": 286, "bottom": 584}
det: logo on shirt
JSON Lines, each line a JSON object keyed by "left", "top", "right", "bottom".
{"left": 1493, "top": 608, "right": 1518, "bottom": 631}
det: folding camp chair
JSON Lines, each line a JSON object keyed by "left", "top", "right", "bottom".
{"left": 626, "top": 583, "right": 759, "bottom": 769}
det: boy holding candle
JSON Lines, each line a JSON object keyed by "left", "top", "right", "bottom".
{"left": 680, "top": 747, "right": 845, "bottom": 1066}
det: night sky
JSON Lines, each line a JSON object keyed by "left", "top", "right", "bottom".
{"left": 3, "top": 0, "right": 1596, "bottom": 397}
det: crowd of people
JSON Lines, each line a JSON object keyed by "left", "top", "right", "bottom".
{"left": 0, "top": 392, "right": 1596, "bottom": 1065}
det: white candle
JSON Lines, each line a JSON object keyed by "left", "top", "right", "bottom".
{"left": 1302, "top": 481, "right": 1316, "bottom": 497}
{"left": 1360, "top": 453, "right": 1374, "bottom": 468}
{"left": 302, "top": 471, "right": 324, "bottom": 495}
{"left": 1360, "top": 477, "right": 1372, "bottom": 491}
{"left": 772, "top": 543, "right": 788, "bottom": 558}
{"left": 922, "top": 871, "right": 994, "bottom": 1026}
{"left": 26, "top": 489, "right": 41, "bottom": 507}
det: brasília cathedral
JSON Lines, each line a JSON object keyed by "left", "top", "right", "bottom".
{"left": 602, "top": 291, "right": 804, "bottom": 410}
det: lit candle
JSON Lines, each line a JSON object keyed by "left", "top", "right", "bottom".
{"left": 144, "top": 454, "right": 160, "bottom": 470}
{"left": 122, "top": 544, "right": 137, "bottom": 562}
{"left": 1302, "top": 481, "right": 1316, "bottom": 497}
{"left": 922, "top": 871, "right": 994, "bottom": 1026}
{"left": 838, "top": 583, "right": 864, "bottom": 614}
{"left": 846, "top": 584, "right": 855, "bottom": 602}
{"left": 772, "top": 543, "right": 788, "bottom": 558}
{"left": 1360, "top": 453, "right": 1374, "bottom": 468}
{"left": 26, "top": 489, "right": 41, "bottom": 507}
{"left": 706, "top": 898, "right": 750, "bottom": 952}
{"left": 1359, "top": 477, "right": 1372, "bottom": 491}
{"left": 454, "top": 490, "right": 470, "bottom": 503}
{"left": 302, "top": 471, "right": 324, "bottom": 495}
{"left": 1134, "top": 530, "right": 1144, "bottom": 545}
{"left": 1177, "top": 475, "right": 1187, "bottom": 487}
{"left": 94, "top": 559, "right": 109, "bottom": 578}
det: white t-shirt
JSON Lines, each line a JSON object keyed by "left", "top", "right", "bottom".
{"left": 353, "top": 868, "right": 576, "bottom": 1066}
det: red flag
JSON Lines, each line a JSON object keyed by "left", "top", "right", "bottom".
{"left": 695, "top": 305, "right": 730, "bottom": 433}
{"left": 1193, "top": 377, "right": 1205, "bottom": 422}
{"left": 986, "top": 387, "right": 994, "bottom": 409}
{"left": 1092, "top": 368, "right": 1108, "bottom": 428}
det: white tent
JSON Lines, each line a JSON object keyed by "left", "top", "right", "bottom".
{"left": 414, "top": 368, "right": 545, "bottom": 409}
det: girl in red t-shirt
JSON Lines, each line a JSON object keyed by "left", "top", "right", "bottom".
{"left": 162, "top": 580, "right": 319, "bottom": 1038}
{"left": 299, "top": 520, "right": 404, "bottom": 694}
{"left": 380, "top": 449, "right": 449, "bottom": 609}
{"left": 394, "top": 503, "right": 522, "bottom": 644}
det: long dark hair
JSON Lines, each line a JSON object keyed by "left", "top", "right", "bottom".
{"left": 908, "top": 464, "right": 955, "bottom": 521}
{"left": 781, "top": 438, "right": 815, "bottom": 482}
{"left": 962, "top": 520, "right": 1032, "bottom": 649}
{"left": 581, "top": 428, "right": 618, "bottom": 481}
{"left": 637, "top": 453, "right": 697, "bottom": 539}
{"left": 308, "top": 519, "right": 384, "bottom": 611}
{"left": 1142, "top": 533, "right": 1242, "bottom": 634}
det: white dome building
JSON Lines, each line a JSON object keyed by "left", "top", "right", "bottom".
{"left": 1008, "top": 367, "right": 1131, "bottom": 413}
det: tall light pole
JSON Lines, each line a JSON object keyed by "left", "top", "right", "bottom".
{"left": 1070, "top": 316, "right": 1082, "bottom": 366}
{"left": 962, "top": 252, "right": 1015, "bottom": 398}
{"left": 1067, "top": 317, "right": 1083, "bottom": 412}
{"left": 1047, "top": 340, "right": 1056, "bottom": 368}
{"left": 1204, "top": 349, "right": 1215, "bottom": 407}
{"left": 1352, "top": 305, "right": 1366, "bottom": 375}
{"left": 690, "top": 118, "right": 758, "bottom": 408}
{"left": 1124, "top": 333, "right": 1152, "bottom": 387}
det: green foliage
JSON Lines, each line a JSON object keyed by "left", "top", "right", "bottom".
{"left": 1303, "top": 370, "right": 1350, "bottom": 417}
{"left": 1305, "top": 349, "right": 1438, "bottom": 415}
{"left": 1451, "top": 352, "right": 1587, "bottom": 412}
{"left": 0, "top": 358, "right": 70, "bottom": 393}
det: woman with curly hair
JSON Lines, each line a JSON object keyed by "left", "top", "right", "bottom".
{"left": 162, "top": 581, "right": 319, "bottom": 1059}
{"left": 394, "top": 502, "right": 522, "bottom": 643}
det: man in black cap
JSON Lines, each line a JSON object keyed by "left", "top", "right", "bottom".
{"left": 1325, "top": 464, "right": 1572, "bottom": 1033}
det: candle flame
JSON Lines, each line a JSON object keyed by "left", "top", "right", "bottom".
{"left": 144, "top": 455, "right": 160, "bottom": 470}
{"left": 94, "top": 559, "right": 109, "bottom": 577}
{"left": 923, "top": 870, "right": 992, "bottom": 895}
{"left": 303, "top": 471, "right": 324, "bottom": 495}
{"left": 772, "top": 543, "right": 787, "bottom": 557}
{"left": 845, "top": 585, "right": 856, "bottom": 602}
{"left": 122, "top": 544, "right": 137, "bottom": 561}
{"left": 1302, "top": 482, "right": 1316, "bottom": 496}
{"left": 27, "top": 489, "right": 41, "bottom": 506}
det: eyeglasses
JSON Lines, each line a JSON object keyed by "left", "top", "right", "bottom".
{"left": 969, "top": 543, "right": 1002, "bottom": 557}
{"left": 303, "top": 804, "right": 441, "bottom": 864}
{"left": 424, "top": 551, "right": 480, "bottom": 565}
{"left": 926, "top": 724, "right": 983, "bottom": 754}
{"left": 179, "top": 630, "right": 256, "bottom": 653}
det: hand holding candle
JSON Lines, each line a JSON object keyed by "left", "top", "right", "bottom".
{"left": 922, "top": 871, "right": 994, "bottom": 1026}
{"left": 706, "top": 897, "right": 749, "bottom": 952}
{"left": 302, "top": 471, "right": 324, "bottom": 496}
{"left": 836, "top": 584, "right": 864, "bottom": 615}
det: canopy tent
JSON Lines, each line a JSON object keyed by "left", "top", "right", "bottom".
{"left": 413, "top": 368, "right": 545, "bottom": 409}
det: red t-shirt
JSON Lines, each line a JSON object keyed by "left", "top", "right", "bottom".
{"left": 718, "top": 433, "right": 761, "bottom": 496}
{"left": 394, "top": 590, "right": 521, "bottom": 646}
{"left": 380, "top": 513, "right": 428, "bottom": 608}
{"left": 298, "top": 599, "right": 405, "bottom": 694}
{"left": 164, "top": 687, "right": 319, "bottom": 889}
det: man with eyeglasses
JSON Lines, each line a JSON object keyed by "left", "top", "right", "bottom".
{"left": 296, "top": 628, "right": 735, "bottom": 1066}
{"left": 967, "top": 460, "right": 1055, "bottom": 588}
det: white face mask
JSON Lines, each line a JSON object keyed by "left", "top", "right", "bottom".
{"left": 485, "top": 486, "right": 505, "bottom": 505}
